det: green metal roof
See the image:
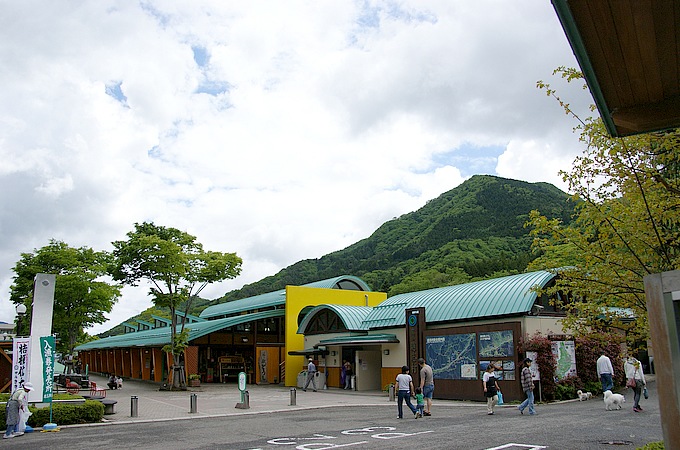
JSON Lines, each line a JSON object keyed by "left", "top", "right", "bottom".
{"left": 296, "top": 305, "right": 374, "bottom": 333}
{"left": 361, "top": 270, "right": 556, "bottom": 329}
{"left": 76, "top": 310, "right": 284, "bottom": 350}
{"left": 318, "top": 333, "right": 399, "bottom": 345}
{"left": 199, "top": 275, "right": 371, "bottom": 320}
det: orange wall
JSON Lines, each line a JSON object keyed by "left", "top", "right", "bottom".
{"left": 382, "top": 367, "right": 401, "bottom": 390}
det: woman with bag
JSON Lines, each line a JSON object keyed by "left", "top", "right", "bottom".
{"left": 482, "top": 364, "right": 500, "bottom": 415}
{"left": 624, "top": 355, "right": 646, "bottom": 412}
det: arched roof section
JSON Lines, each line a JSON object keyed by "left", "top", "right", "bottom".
{"left": 200, "top": 275, "right": 371, "bottom": 320}
{"left": 76, "top": 310, "right": 284, "bottom": 350}
{"left": 362, "top": 270, "right": 557, "bottom": 329}
{"left": 297, "top": 305, "right": 374, "bottom": 334}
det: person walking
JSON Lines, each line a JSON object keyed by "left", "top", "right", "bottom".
{"left": 343, "top": 360, "right": 353, "bottom": 390}
{"left": 395, "top": 365, "right": 419, "bottom": 419}
{"left": 597, "top": 353, "right": 615, "bottom": 392}
{"left": 418, "top": 357, "right": 434, "bottom": 416}
{"left": 414, "top": 387, "right": 425, "bottom": 418}
{"left": 4, "top": 382, "right": 32, "bottom": 439}
{"left": 624, "top": 355, "right": 646, "bottom": 412}
{"left": 482, "top": 364, "right": 500, "bottom": 415}
{"left": 517, "top": 358, "right": 536, "bottom": 415}
{"left": 303, "top": 358, "right": 317, "bottom": 392}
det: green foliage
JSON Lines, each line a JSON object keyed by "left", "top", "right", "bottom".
{"left": 553, "top": 376, "right": 581, "bottom": 401}
{"left": 574, "top": 333, "right": 625, "bottom": 389}
{"left": 518, "top": 332, "right": 557, "bottom": 400}
{"left": 9, "top": 240, "right": 121, "bottom": 354}
{"left": 0, "top": 400, "right": 104, "bottom": 430}
{"left": 214, "top": 175, "right": 574, "bottom": 304}
{"left": 637, "top": 442, "right": 664, "bottom": 450}
{"left": 111, "top": 222, "right": 242, "bottom": 386}
{"left": 529, "top": 68, "right": 680, "bottom": 346}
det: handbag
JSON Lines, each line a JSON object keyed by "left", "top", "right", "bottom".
{"left": 626, "top": 378, "right": 636, "bottom": 388}
{"left": 643, "top": 386, "right": 649, "bottom": 399}
{"left": 497, "top": 390, "right": 504, "bottom": 405}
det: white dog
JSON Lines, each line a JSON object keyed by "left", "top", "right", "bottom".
{"left": 577, "top": 390, "right": 592, "bottom": 401}
{"left": 603, "top": 390, "right": 625, "bottom": 410}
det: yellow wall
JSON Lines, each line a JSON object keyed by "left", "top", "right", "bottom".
{"left": 284, "top": 286, "right": 386, "bottom": 386}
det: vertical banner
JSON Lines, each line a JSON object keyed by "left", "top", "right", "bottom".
{"left": 405, "top": 307, "right": 426, "bottom": 384}
{"left": 28, "top": 273, "right": 55, "bottom": 403}
{"left": 12, "top": 337, "right": 31, "bottom": 392}
{"left": 40, "top": 336, "right": 56, "bottom": 402}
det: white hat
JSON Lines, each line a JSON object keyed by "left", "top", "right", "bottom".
{"left": 308, "top": 358, "right": 313, "bottom": 361}
{"left": 23, "top": 382, "right": 34, "bottom": 391}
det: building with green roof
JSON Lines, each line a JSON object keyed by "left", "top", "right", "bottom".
{"left": 76, "top": 270, "right": 568, "bottom": 400}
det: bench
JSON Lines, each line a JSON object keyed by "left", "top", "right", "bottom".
{"left": 100, "top": 399, "right": 117, "bottom": 415}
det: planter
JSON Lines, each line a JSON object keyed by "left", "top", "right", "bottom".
{"left": 189, "top": 380, "right": 200, "bottom": 387}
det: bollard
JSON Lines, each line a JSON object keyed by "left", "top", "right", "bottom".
{"left": 131, "top": 396, "right": 138, "bottom": 417}
{"left": 190, "top": 393, "right": 198, "bottom": 413}
{"left": 244, "top": 390, "right": 250, "bottom": 409}
{"left": 290, "top": 388, "right": 296, "bottom": 406}
{"left": 388, "top": 384, "right": 395, "bottom": 402}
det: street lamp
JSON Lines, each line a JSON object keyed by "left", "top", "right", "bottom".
{"left": 15, "top": 304, "right": 27, "bottom": 336}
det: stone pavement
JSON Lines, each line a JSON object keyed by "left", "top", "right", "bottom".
{"left": 70, "top": 374, "right": 403, "bottom": 427}
{"left": 62, "top": 373, "right": 656, "bottom": 429}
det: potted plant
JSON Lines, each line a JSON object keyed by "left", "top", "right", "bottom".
{"left": 188, "top": 374, "right": 201, "bottom": 387}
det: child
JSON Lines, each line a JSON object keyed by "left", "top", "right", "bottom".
{"left": 414, "top": 387, "right": 425, "bottom": 418}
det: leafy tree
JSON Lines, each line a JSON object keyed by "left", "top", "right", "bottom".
{"left": 528, "top": 68, "right": 680, "bottom": 344}
{"left": 10, "top": 240, "right": 120, "bottom": 355}
{"left": 111, "top": 222, "right": 242, "bottom": 389}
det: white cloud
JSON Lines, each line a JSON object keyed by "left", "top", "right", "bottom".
{"left": 0, "top": 1, "right": 594, "bottom": 334}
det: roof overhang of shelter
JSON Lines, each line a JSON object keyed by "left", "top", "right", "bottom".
{"left": 287, "top": 346, "right": 329, "bottom": 357}
{"left": 318, "top": 334, "right": 400, "bottom": 346}
{"left": 552, "top": 0, "right": 680, "bottom": 137}
{"left": 76, "top": 309, "right": 284, "bottom": 351}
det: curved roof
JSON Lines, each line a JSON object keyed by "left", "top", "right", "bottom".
{"left": 200, "top": 275, "right": 371, "bottom": 320}
{"left": 297, "top": 304, "right": 374, "bottom": 333}
{"left": 361, "top": 270, "right": 556, "bottom": 329}
{"left": 76, "top": 309, "right": 284, "bottom": 350}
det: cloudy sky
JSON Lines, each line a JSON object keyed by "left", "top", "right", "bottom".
{"left": 0, "top": 1, "right": 595, "bottom": 334}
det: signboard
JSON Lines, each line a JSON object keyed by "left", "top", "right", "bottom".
{"left": 551, "top": 340, "right": 577, "bottom": 380}
{"left": 405, "top": 308, "right": 426, "bottom": 384}
{"left": 238, "top": 371, "right": 247, "bottom": 392}
{"left": 40, "top": 336, "right": 56, "bottom": 402}
{"left": 12, "top": 337, "right": 31, "bottom": 392}
{"left": 526, "top": 351, "right": 540, "bottom": 381}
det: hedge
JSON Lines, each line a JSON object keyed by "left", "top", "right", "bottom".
{"left": 1, "top": 400, "right": 104, "bottom": 430}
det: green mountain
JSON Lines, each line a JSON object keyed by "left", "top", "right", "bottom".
{"left": 101, "top": 175, "right": 574, "bottom": 336}
{"left": 211, "top": 174, "right": 574, "bottom": 302}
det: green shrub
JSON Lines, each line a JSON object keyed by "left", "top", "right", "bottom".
{"left": 637, "top": 442, "right": 664, "bottom": 450}
{"left": 1, "top": 400, "right": 104, "bottom": 430}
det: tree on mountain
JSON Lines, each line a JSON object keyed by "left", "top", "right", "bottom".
{"left": 528, "top": 67, "right": 680, "bottom": 344}
{"left": 111, "top": 222, "right": 242, "bottom": 389}
{"left": 10, "top": 240, "right": 120, "bottom": 355}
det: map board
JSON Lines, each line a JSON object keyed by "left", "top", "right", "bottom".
{"left": 426, "top": 333, "right": 477, "bottom": 380}
{"left": 551, "top": 340, "right": 577, "bottom": 379}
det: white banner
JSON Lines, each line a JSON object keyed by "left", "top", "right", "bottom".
{"left": 12, "top": 337, "right": 31, "bottom": 392}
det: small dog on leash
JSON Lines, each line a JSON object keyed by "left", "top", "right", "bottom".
{"left": 577, "top": 390, "right": 593, "bottom": 401}
{"left": 603, "top": 390, "right": 625, "bottom": 410}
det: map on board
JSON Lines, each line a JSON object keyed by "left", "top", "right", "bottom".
{"left": 478, "top": 330, "right": 514, "bottom": 358}
{"left": 426, "top": 333, "right": 477, "bottom": 380}
{"left": 551, "top": 340, "right": 577, "bottom": 379}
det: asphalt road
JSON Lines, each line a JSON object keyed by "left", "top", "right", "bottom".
{"left": 2, "top": 390, "right": 664, "bottom": 450}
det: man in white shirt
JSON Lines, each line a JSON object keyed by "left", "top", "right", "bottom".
{"left": 597, "top": 353, "right": 615, "bottom": 392}
{"left": 303, "top": 358, "right": 317, "bottom": 392}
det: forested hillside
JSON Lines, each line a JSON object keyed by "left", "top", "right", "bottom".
{"left": 102, "top": 175, "right": 574, "bottom": 336}
{"left": 212, "top": 175, "right": 574, "bottom": 303}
